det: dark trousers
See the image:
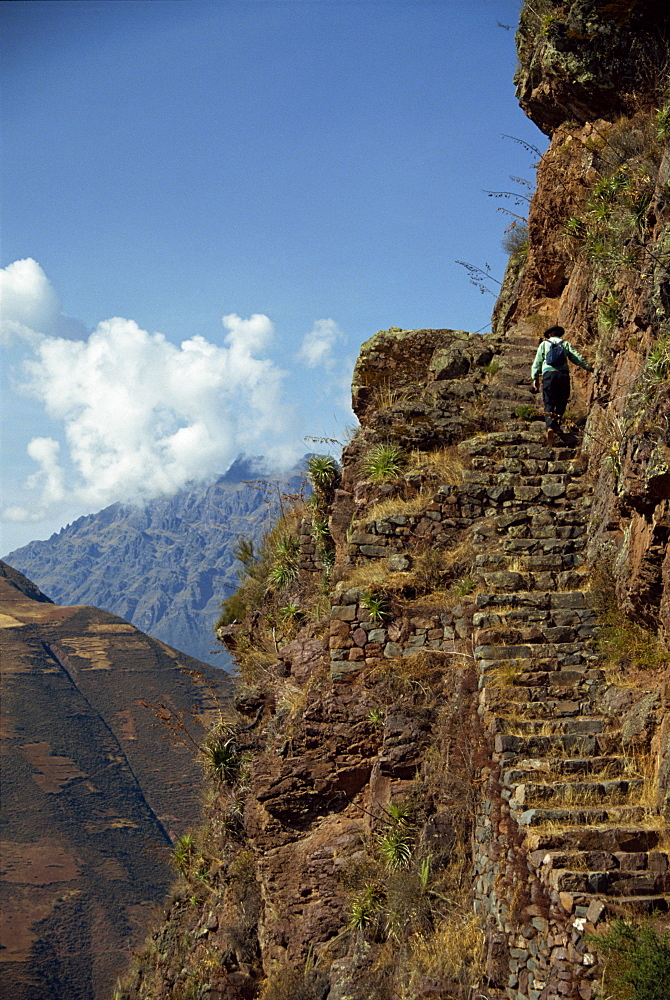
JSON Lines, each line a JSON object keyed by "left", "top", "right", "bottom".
{"left": 542, "top": 370, "right": 570, "bottom": 431}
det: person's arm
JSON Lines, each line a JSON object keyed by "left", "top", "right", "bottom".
{"left": 564, "top": 341, "right": 594, "bottom": 372}
{"left": 530, "top": 343, "right": 545, "bottom": 386}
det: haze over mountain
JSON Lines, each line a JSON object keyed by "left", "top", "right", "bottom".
{"left": 0, "top": 560, "right": 233, "bottom": 1000}
{"left": 4, "top": 458, "right": 307, "bottom": 668}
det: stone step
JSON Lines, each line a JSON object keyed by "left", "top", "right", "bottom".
{"left": 528, "top": 847, "right": 669, "bottom": 874}
{"left": 476, "top": 640, "right": 595, "bottom": 663}
{"left": 527, "top": 825, "right": 666, "bottom": 854}
{"left": 476, "top": 553, "right": 585, "bottom": 572}
{"left": 479, "top": 670, "right": 599, "bottom": 698}
{"left": 474, "top": 614, "right": 597, "bottom": 638}
{"left": 546, "top": 867, "right": 668, "bottom": 896}
{"left": 514, "top": 777, "right": 643, "bottom": 808}
{"left": 481, "top": 690, "right": 585, "bottom": 716}
{"left": 495, "top": 731, "right": 620, "bottom": 759}
{"left": 480, "top": 569, "right": 589, "bottom": 592}
{"left": 487, "top": 385, "right": 538, "bottom": 404}
{"left": 493, "top": 716, "right": 606, "bottom": 737}
{"left": 475, "top": 591, "right": 593, "bottom": 612}
{"left": 516, "top": 804, "right": 651, "bottom": 828}
{"left": 462, "top": 468, "right": 578, "bottom": 490}
{"left": 599, "top": 895, "right": 670, "bottom": 914}
{"left": 501, "top": 537, "right": 587, "bottom": 554}
{"left": 470, "top": 463, "right": 586, "bottom": 484}
{"left": 474, "top": 624, "right": 585, "bottom": 645}
{"left": 503, "top": 756, "right": 628, "bottom": 784}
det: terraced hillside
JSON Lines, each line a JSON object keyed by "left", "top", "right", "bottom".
{"left": 0, "top": 561, "right": 233, "bottom": 1000}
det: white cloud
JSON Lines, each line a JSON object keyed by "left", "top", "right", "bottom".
{"left": 296, "top": 318, "right": 344, "bottom": 368}
{"left": 0, "top": 258, "right": 86, "bottom": 344}
{"left": 26, "top": 437, "right": 65, "bottom": 505}
{"left": 10, "top": 310, "right": 301, "bottom": 519}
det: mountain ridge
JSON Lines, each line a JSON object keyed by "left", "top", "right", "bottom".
{"left": 4, "top": 457, "right": 308, "bottom": 666}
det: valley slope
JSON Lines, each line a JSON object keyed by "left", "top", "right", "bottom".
{"left": 0, "top": 561, "right": 233, "bottom": 1000}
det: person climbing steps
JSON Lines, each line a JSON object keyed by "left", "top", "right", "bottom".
{"left": 531, "top": 325, "right": 594, "bottom": 445}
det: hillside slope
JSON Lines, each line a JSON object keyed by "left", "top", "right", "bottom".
{"left": 0, "top": 561, "right": 233, "bottom": 1000}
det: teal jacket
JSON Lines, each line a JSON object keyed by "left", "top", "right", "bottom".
{"left": 531, "top": 337, "right": 593, "bottom": 381}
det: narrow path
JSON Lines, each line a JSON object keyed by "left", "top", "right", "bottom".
{"left": 459, "top": 329, "right": 669, "bottom": 997}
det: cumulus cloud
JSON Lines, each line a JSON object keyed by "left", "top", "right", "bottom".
{"left": 0, "top": 258, "right": 86, "bottom": 344}
{"left": 11, "top": 311, "right": 300, "bottom": 518}
{"left": 296, "top": 318, "right": 344, "bottom": 368}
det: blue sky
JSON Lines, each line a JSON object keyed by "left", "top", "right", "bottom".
{"left": 1, "top": 0, "right": 546, "bottom": 554}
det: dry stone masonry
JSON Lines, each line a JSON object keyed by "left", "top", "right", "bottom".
{"left": 325, "top": 323, "right": 670, "bottom": 999}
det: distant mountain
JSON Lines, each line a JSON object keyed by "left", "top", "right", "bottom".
{"left": 4, "top": 458, "right": 307, "bottom": 667}
{"left": 0, "top": 560, "right": 233, "bottom": 1000}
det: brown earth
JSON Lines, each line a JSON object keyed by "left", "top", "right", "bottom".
{"left": 0, "top": 561, "right": 233, "bottom": 1000}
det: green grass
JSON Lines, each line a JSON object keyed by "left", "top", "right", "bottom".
{"left": 591, "top": 919, "right": 670, "bottom": 1000}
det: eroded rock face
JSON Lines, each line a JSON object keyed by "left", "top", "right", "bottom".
{"left": 515, "top": 0, "right": 670, "bottom": 135}
{"left": 351, "top": 327, "right": 497, "bottom": 425}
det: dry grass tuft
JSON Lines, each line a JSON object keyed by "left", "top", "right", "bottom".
{"left": 361, "top": 493, "right": 431, "bottom": 523}
{"left": 408, "top": 446, "right": 466, "bottom": 484}
{"left": 406, "top": 911, "right": 485, "bottom": 993}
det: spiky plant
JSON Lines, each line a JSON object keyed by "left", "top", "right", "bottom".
{"left": 361, "top": 589, "right": 391, "bottom": 623}
{"left": 307, "top": 454, "right": 339, "bottom": 496}
{"left": 362, "top": 443, "right": 406, "bottom": 482}
{"left": 201, "top": 734, "right": 239, "bottom": 782}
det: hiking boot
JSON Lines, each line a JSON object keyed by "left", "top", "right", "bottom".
{"left": 546, "top": 428, "right": 556, "bottom": 446}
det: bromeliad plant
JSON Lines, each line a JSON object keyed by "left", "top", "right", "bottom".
{"left": 306, "top": 454, "right": 340, "bottom": 575}
{"left": 360, "top": 589, "right": 392, "bottom": 623}
{"left": 363, "top": 443, "right": 406, "bottom": 482}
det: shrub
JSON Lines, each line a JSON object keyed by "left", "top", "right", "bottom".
{"left": 269, "top": 534, "right": 300, "bottom": 589}
{"left": 217, "top": 590, "right": 249, "bottom": 627}
{"left": 591, "top": 919, "right": 670, "bottom": 1000}
{"left": 502, "top": 218, "right": 529, "bottom": 259}
{"left": 201, "top": 733, "right": 239, "bottom": 782}
{"left": 172, "top": 833, "right": 197, "bottom": 877}
{"left": 599, "top": 290, "right": 621, "bottom": 330}
{"left": 455, "top": 576, "right": 476, "bottom": 597}
{"left": 363, "top": 444, "right": 406, "bottom": 481}
{"left": 259, "top": 965, "right": 327, "bottom": 1000}
{"left": 378, "top": 827, "right": 413, "bottom": 869}
{"left": 639, "top": 338, "right": 670, "bottom": 399}
{"left": 513, "top": 404, "right": 539, "bottom": 420}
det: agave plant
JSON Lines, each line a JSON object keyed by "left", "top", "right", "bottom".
{"left": 172, "top": 832, "right": 198, "bottom": 876}
{"left": 361, "top": 589, "right": 391, "bottom": 623}
{"left": 378, "top": 827, "right": 413, "bottom": 869}
{"left": 362, "top": 443, "right": 406, "bottom": 482}
{"left": 201, "top": 733, "right": 240, "bottom": 782}
{"left": 307, "top": 454, "right": 339, "bottom": 495}
{"left": 348, "top": 882, "right": 385, "bottom": 932}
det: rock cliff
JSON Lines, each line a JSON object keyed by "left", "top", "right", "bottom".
{"left": 118, "top": 5, "right": 670, "bottom": 1000}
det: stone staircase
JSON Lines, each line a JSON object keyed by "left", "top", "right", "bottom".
{"left": 485, "top": 322, "right": 544, "bottom": 423}
{"left": 460, "top": 407, "right": 669, "bottom": 998}
{"left": 330, "top": 320, "right": 667, "bottom": 997}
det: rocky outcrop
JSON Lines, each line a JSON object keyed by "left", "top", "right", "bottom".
{"left": 515, "top": 0, "right": 670, "bottom": 135}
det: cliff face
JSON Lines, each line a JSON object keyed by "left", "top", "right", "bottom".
{"left": 119, "top": 7, "right": 670, "bottom": 1000}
